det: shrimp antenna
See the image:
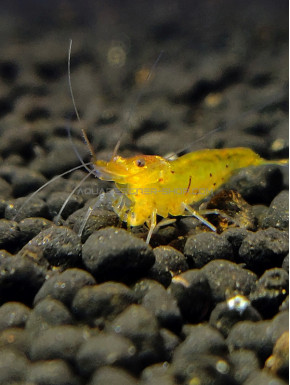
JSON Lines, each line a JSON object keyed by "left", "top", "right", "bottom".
{"left": 13, "top": 162, "right": 92, "bottom": 221}
{"left": 111, "top": 50, "right": 164, "bottom": 159}
{"left": 170, "top": 89, "right": 288, "bottom": 159}
{"left": 66, "top": 125, "right": 92, "bottom": 174}
{"left": 68, "top": 39, "right": 96, "bottom": 160}
{"left": 165, "top": 125, "right": 226, "bottom": 160}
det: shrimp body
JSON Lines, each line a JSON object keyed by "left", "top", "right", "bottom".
{"left": 94, "top": 147, "right": 287, "bottom": 236}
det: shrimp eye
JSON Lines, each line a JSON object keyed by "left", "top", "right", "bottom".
{"left": 136, "top": 158, "right": 146, "bottom": 167}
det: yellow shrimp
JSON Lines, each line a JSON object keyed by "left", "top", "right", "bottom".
{"left": 66, "top": 41, "right": 288, "bottom": 243}
{"left": 92, "top": 148, "right": 288, "bottom": 243}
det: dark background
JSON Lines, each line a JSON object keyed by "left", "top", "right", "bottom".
{"left": 0, "top": 0, "right": 288, "bottom": 174}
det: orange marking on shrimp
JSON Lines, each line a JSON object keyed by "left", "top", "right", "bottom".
{"left": 185, "top": 176, "right": 192, "bottom": 195}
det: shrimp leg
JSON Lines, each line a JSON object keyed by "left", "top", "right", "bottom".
{"left": 182, "top": 203, "right": 217, "bottom": 232}
{"left": 146, "top": 208, "right": 157, "bottom": 244}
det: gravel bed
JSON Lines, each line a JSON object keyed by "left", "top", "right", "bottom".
{"left": 0, "top": 1, "right": 288, "bottom": 384}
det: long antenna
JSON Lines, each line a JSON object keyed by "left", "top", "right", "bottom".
{"left": 111, "top": 50, "right": 164, "bottom": 159}
{"left": 68, "top": 39, "right": 96, "bottom": 160}
{"left": 13, "top": 162, "right": 92, "bottom": 221}
{"left": 170, "top": 89, "right": 288, "bottom": 159}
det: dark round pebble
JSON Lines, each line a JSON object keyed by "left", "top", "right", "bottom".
{"left": 66, "top": 207, "right": 119, "bottom": 243}
{"left": 282, "top": 254, "right": 288, "bottom": 271}
{"left": 0, "top": 165, "right": 47, "bottom": 197}
{"left": 20, "top": 226, "right": 82, "bottom": 267}
{"left": 279, "top": 296, "right": 288, "bottom": 312}
{"left": 252, "top": 204, "right": 269, "bottom": 227}
{"left": 2, "top": 154, "right": 24, "bottom": 167}
{"left": 238, "top": 228, "right": 289, "bottom": 273}
{"left": 0, "top": 126, "right": 33, "bottom": 158}
{"left": 5, "top": 196, "right": 49, "bottom": 221}
{"left": 229, "top": 349, "right": 261, "bottom": 384}
{"left": 201, "top": 259, "right": 257, "bottom": 303}
{"left": 0, "top": 252, "right": 46, "bottom": 305}
{"left": 168, "top": 269, "right": 212, "bottom": 322}
{"left": 17, "top": 241, "right": 50, "bottom": 270}
{"left": 268, "top": 311, "right": 289, "bottom": 345}
{"left": 174, "top": 324, "right": 228, "bottom": 358}
{"left": 262, "top": 190, "right": 289, "bottom": 230}
{"left": 146, "top": 263, "right": 171, "bottom": 288}
{"left": 209, "top": 295, "right": 262, "bottom": 337}
{"left": 88, "top": 366, "right": 139, "bottom": 385}
{"left": 18, "top": 217, "right": 54, "bottom": 243}
{"left": 153, "top": 246, "right": 189, "bottom": 274}
{"left": 148, "top": 246, "right": 188, "bottom": 286}
{"left": 132, "top": 279, "right": 164, "bottom": 301}
{"left": 72, "top": 282, "right": 136, "bottom": 325}
{"left": 140, "top": 363, "right": 176, "bottom": 385}
{"left": 141, "top": 282, "right": 182, "bottom": 333}
{"left": 25, "top": 298, "right": 74, "bottom": 338}
{"left": 265, "top": 330, "right": 289, "bottom": 380}
{"left": 0, "top": 177, "right": 12, "bottom": 199}
{"left": 221, "top": 227, "right": 250, "bottom": 257}
{"left": 34, "top": 268, "right": 96, "bottom": 307}
{"left": 27, "top": 359, "right": 81, "bottom": 385}
{"left": 0, "top": 348, "right": 29, "bottom": 384}
{"left": 0, "top": 249, "right": 12, "bottom": 258}
{"left": 243, "top": 370, "right": 288, "bottom": 385}
{"left": 159, "top": 328, "right": 180, "bottom": 361}
{"left": 250, "top": 268, "right": 289, "bottom": 318}
{"left": 0, "top": 198, "right": 7, "bottom": 218}
{"left": 30, "top": 138, "right": 89, "bottom": 178}
{"left": 33, "top": 175, "right": 84, "bottom": 203}
{"left": 0, "top": 328, "right": 29, "bottom": 355}
{"left": 224, "top": 164, "right": 284, "bottom": 205}
{"left": 226, "top": 320, "right": 274, "bottom": 362}
{"left": 46, "top": 191, "right": 84, "bottom": 220}
{"left": 80, "top": 192, "right": 117, "bottom": 214}
{"left": 177, "top": 215, "right": 201, "bottom": 235}
{"left": 108, "top": 304, "right": 164, "bottom": 368}
{"left": 184, "top": 232, "right": 234, "bottom": 268}
{"left": 76, "top": 332, "right": 137, "bottom": 376}
{"left": 0, "top": 302, "right": 31, "bottom": 331}
{"left": 82, "top": 228, "right": 155, "bottom": 283}
{"left": 29, "top": 325, "right": 94, "bottom": 362}
{"left": 0, "top": 219, "right": 23, "bottom": 253}
{"left": 150, "top": 224, "right": 178, "bottom": 246}
{"left": 171, "top": 352, "right": 235, "bottom": 385}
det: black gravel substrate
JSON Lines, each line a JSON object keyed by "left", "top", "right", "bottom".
{"left": 0, "top": 1, "right": 288, "bottom": 384}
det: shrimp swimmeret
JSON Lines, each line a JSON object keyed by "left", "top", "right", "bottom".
{"left": 92, "top": 148, "right": 288, "bottom": 243}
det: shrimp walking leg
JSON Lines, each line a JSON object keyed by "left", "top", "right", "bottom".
{"left": 154, "top": 217, "right": 177, "bottom": 229}
{"left": 146, "top": 217, "right": 177, "bottom": 241}
{"left": 182, "top": 203, "right": 217, "bottom": 232}
{"left": 146, "top": 209, "right": 157, "bottom": 244}
{"left": 77, "top": 206, "right": 94, "bottom": 237}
